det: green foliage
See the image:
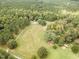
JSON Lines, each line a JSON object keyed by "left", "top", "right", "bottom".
{"left": 7, "top": 40, "right": 18, "bottom": 49}
{"left": 43, "top": 13, "right": 58, "bottom": 21}
{"left": 8, "top": 55, "right": 16, "bottom": 59}
{"left": 72, "top": 17, "right": 79, "bottom": 27}
{"left": 0, "top": 49, "right": 9, "bottom": 59}
{"left": 46, "top": 18, "right": 79, "bottom": 45}
{"left": 71, "top": 44, "right": 79, "bottom": 54}
{"left": 45, "top": 31, "right": 57, "bottom": 42}
{"left": 0, "top": 8, "right": 31, "bottom": 48}
{"left": 58, "top": 39, "right": 64, "bottom": 46}
{"left": 31, "top": 55, "right": 37, "bottom": 59}
{"left": 53, "top": 44, "right": 58, "bottom": 49}
{"left": 0, "top": 24, "right": 4, "bottom": 30}
{"left": 37, "top": 47, "right": 48, "bottom": 58}
{"left": 0, "top": 49, "right": 16, "bottom": 59}
{"left": 0, "top": 7, "right": 79, "bottom": 49}
{"left": 38, "top": 19, "right": 46, "bottom": 26}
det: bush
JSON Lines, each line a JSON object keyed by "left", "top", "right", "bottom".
{"left": 43, "top": 13, "right": 58, "bottom": 21}
{"left": 45, "top": 31, "right": 57, "bottom": 42}
{"left": 58, "top": 39, "right": 65, "bottom": 46}
{"left": 37, "top": 47, "right": 48, "bottom": 58}
{"left": 0, "top": 49, "right": 16, "bottom": 59}
{"left": 37, "top": 19, "right": 46, "bottom": 26}
{"left": 7, "top": 40, "right": 18, "bottom": 49}
{"left": 31, "top": 55, "right": 37, "bottom": 59}
{"left": 53, "top": 45, "right": 58, "bottom": 49}
{"left": 0, "top": 49, "right": 9, "bottom": 59}
{"left": 71, "top": 44, "right": 79, "bottom": 54}
{"left": 0, "top": 24, "right": 4, "bottom": 30}
{"left": 8, "top": 55, "right": 16, "bottom": 59}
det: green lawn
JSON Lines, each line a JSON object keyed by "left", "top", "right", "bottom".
{"left": 11, "top": 24, "right": 79, "bottom": 59}
{"left": 47, "top": 47, "right": 79, "bottom": 59}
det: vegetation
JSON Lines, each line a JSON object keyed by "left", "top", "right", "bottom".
{"left": 0, "top": 7, "right": 79, "bottom": 59}
{"left": 0, "top": 0, "right": 79, "bottom": 59}
{"left": 37, "top": 47, "right": 48, "bottom": 58}
{"left": 0, "top": 8, "right": 30, "bottom": 48}
{"left": 31, "top": 55, "right": 37, "bottom": 59}
{"left": 46, "top": 18, "right": 79, "bottom": 46}
{"left": 7, "top": 40, "right": 17, "bottom": 49}
{"left": 11, "top": 24, "right": 79, "bottom": 59}
{"left": 71, "top": 44, "right": 79, "bottom": 54}
{"left": 38, "top": 19, "right": 46, "bottom": 26}
{"left": 53, "top": 44, "right": 58, "bottom": 49}
{"left": 0, "top": 49, "right": 16, "bottom": 59}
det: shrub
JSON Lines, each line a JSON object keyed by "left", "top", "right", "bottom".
{"left": 8, "top": 55, "right": 16, "bottom": 59}
{"left": 71, "top": 44, "right": 79, "bottom": 54}
{"left": 53, "top": 44, "right": 58, "bottom": 49}
{"left": 31, "top": 55, "right": 37, "bottom": 59}
{"left": 0, "top": 49, "right": 16, "bottom": 59}
{"left": 37, "top": 19, "right": 46, "bottom": 26}
{"left": 37, "top": 47, "right": 48, "bottom": 58}
{"left": 45, "top": 31, "right": 57, "bottom": 42}
{"left": 0, "top": 49, "right": 9, "bottom": 59}
{"left": 0, "top": 24, "right": 4, "bottom": 30}
{"left": 58, "top": 39, "right": 64, "bottom": 46}
{"left": 43, "top": 13, "right": 58, "bottom": 21}
{"left": 7, "top": 40, "right": 18, "bottom": 49}
{"left": 0, "top": 54, "right": 5, "bottom": 59}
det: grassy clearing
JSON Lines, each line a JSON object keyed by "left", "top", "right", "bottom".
{"left": 12, "top": 24, "right": 48, "bottom": 59}
{"left": 11, "top": 24, "right": 79, "bottom": 59}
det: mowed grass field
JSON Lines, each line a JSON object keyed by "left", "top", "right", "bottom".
{"left": 11, "top": 23, "right": 79, "bottom": 59}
